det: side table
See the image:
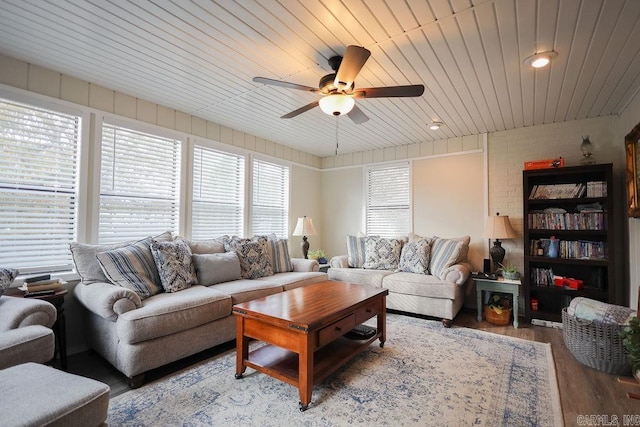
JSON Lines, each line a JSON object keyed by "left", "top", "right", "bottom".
{"left": 11, "top": 289, "right": 68, "bottom": 370}
{"left": 474, "top": 276, "right": 520, "bottom": 328}
{"left": 318, "top": 263, "right": 330, "bottom": 273}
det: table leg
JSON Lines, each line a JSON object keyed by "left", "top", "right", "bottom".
{"left": 512, "top": 290, "right": 519, "bottom": 328}
{"left": 235, "top": 317, "right": 248, "bottom": 379}
{"left": 477, "top": 287, "right": 483, "bottom": 322}
{"left": 298, "top": 337, "right": 314, "bottom": 411}
{"left": 378, "top": 299, "right": 386, "bottom": 347}
{"left": 57, "top": 305, "right": 67, "bottom": 370}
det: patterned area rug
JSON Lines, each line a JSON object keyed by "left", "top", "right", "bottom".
{"left": 108, "top": 314, "right": 563, "bottom": 426}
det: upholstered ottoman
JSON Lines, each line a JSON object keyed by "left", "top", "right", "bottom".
{"left": 0, "top": 363, "right": 110, "bottom": 426}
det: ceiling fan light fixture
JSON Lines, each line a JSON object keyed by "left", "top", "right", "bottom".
{"left": 429, "top": 121, "right": 443, "bottom": 130}
{"left": 319, "top": 94, "right": 355, "bottom": 116}
{"left": 524, "top": 51, "right": 558, "bottom": 68}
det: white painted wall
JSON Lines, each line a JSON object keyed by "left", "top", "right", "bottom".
{"left": 619, "top": 89, "right": 640, "bottom": 310}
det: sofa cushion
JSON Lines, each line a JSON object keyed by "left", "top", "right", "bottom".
{"left": 346, "top": 234, "right": 366, "bottom": 268}
{"left": 96, "top": 237, "right": 163, "bottom": 299}
{"left": 429, "top": 237, "right": 465, "bottom": 280}
{"left": 225, "top": 238, "right": 273, "bottom": 279}
{"left": 328, "top": 267, "right": 394, "bottom": 288}
{"left": 382, "top": 272, "right": 460, "bottom": 299}
{"left": 257, "top": 271, "right": 328, "bottom": 291}
{"left": 363, "top": 237, "right": 402, "bottom": 270}
{"left": 116, "top": 285, "right": 232, "bottom": 344}
{"left": 397, "top": 238, "right": 432, "bottom": 274}
{"left": 192, "top": 252, "right": 241, "bottom": 286}
{"left": 180, "top": 236, "right": 227, "bottom": 255}
{"left": 70, "top": 231, "right": 172, "bottom": 285}
{"left": 151, "top": 239, "right": 197, "bottom": 293}
{"left": 211, "top": 279, "right": 282, "bottom": 304}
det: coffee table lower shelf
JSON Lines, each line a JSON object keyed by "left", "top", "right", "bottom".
{"left": 241, "top": 334, "right": 382, "bottom": 388}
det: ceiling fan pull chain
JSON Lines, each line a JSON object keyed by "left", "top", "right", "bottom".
{"left": 335, "top": 116, "right": 339, "bottom": 156}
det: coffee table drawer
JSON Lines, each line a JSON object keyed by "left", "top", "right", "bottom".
{"left": 317, "top": 314, "right": 356, "bottom": 348}
{"left": 355, "top": 300, "right": 382, "bottom": 324}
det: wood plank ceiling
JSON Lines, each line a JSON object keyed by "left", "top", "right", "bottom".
{"left": 0, "top": 0, "right": 639, "bottom": 158}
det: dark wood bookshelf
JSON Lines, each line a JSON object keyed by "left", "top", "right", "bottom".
{"left": 522, "top": 164, "right": 621, "bottom": 324}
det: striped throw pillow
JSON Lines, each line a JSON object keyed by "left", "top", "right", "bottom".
{"left": 429, "top": 237, "right": 464, "bottom": 280}
{"left": 96, "top": 237, "right": 163, "bottom": 299}
{"left": 269, "top": 238, "right": 293, "bottom": 273}
{"left": 346, "top": 234, "right": 366, "bottom": 268}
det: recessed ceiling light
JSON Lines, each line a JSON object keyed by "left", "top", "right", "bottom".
{"left": 429, "top": 121, "right": 443, "bottom": 130}
{"left": 523, "top": 51, "right": 558, "bottom": 68}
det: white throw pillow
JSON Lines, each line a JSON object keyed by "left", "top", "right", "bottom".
{"left": 397, "top": 238, "right": 432, "bottom": 274}
{"left": 363, "top": 236, "right": 402, "bottom": 270}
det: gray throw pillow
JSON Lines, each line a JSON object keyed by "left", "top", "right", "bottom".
{"left": 192, "top": 252, "right": 241, "bottom": 286}
{"left": 151, "top": 239, "right": 197, "bottom": 293}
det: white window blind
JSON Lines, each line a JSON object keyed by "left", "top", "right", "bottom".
{"left": 99, "top": 123, "right": 181, "bottom": 243}
{"left": 192, "top": 145, "right": 244, "bottom": 239}
{"left": 252, "top": 159, "right": 289, "bottom": 238}
{"left": 366, "top": 164, "right": 411, "bottom": 238}
{"left": 0, "top": 98, "right": 80, "bottom": 273}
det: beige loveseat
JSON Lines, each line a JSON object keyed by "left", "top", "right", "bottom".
{"left": 328, "top": 234, "right": 472, "bottom": 326}
{"left": 72, "top": 233, "right": 327, "bottom": 387}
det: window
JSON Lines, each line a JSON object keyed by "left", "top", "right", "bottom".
{"left": 99, "top": 123, "right": 181, "bottom": 243}
{"left": 366, "top": 163, "right": 411, "bottom": 238}
{"left": 251, "top": 158, "right": 289, "bottom": 238}
{"left": 0, "top": 98, "right": 81, "bottom": 273}
{"left": 192, "top": 145, "right": 245, "bottom": 239}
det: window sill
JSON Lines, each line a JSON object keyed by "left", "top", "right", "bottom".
{"left": 10, "top": 271, "right": 81, "bottom": 288}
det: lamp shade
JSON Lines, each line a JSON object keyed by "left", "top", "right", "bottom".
{"left": 483, "top": 214, "right": 517, "bottom": 240}
{"left": 318, "top": 94, "right": 355, "bottom": 116}
{"left": 292, "top": 216, "right": 318, "bottom": 236}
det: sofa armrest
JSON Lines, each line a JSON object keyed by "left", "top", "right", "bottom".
{"left": 330, "top": 255, "right": 349, "bottom": 268}
{"left": 290, "top": 258, "right": 319, "bottom": 272}
{"left": 0, "top": 325, "right": 55, "bottom": 369}
{"left": 441, "top": 262, "right": 472, "bottom": 285}
{"left": 0, "top": 297, "right": 57, "bottom": 329}
{"left": 74, "top": 281, "right": 141, "bottom": 321}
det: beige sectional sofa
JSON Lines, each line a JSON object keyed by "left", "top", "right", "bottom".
{"left": 72, "top": 233, "right": 327, "bottom": 387}
{"left": 328, "top": 234, "right": 472, "bottom": 326}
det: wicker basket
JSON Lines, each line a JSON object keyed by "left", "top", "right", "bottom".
{"left": 484, "top": 306, "right": 511, "bottom": 325}
{"left": 562, "top": 308, "right": 631, "bottom": 375}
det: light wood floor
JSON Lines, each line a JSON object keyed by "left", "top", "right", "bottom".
{"left": 61, "top": 309, "right": 639, "bottom": 425}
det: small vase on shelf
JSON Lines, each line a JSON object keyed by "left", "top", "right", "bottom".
{"left": 548, "top": 236, "right": 559, "bottom": 258}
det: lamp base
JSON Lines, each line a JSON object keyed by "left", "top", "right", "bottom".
{"left": 489, "top": 240, "right": 506, "bottom": 272}
{"left": 301, "top": 236, "right": 309, "bottom": 259}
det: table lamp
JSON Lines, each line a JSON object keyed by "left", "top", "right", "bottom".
{"left": 483, "top": 213, "right": 517, "bottom": 272}
{"left": 292, "top": 216, "right": 318, "bottom": 259}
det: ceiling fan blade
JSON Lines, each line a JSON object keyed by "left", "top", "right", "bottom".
{"left": 354, "top": 85, "right": 425, "bottom": 98}
{"left": 334, "top": 45, "right": 371, "bottom": 90}
{"left": 347, "top": 105, "right": 369, "bottom": 124}
{"left": 281, "top": 101, "right": 320, "bottom": 119}
{"left": 253, "top": 77, "right": 318, "bottom": 92}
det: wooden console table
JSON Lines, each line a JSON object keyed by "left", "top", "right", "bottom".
{"left": 232, "top": 280, "right": 388, "bottom": 411}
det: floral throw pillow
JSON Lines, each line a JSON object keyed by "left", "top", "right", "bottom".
{"left": 150, "top": 239, "right": 197, "bottom": 293}
{"left": 225, "top": 238, "right": 273, "bottom": 279}
{"left": 397, "top": 238, "right": 432, "bottom": 274}
{"left": 363, "top": 237, "right": 402, "bottom": 270}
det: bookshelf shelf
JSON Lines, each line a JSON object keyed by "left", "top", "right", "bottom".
{"left": 522, "top": 164, "right": 622, "bottom": 324}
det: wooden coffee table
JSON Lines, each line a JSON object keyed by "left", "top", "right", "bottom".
{"left": 232, "top": 280, "right": 388, "bottom": 411}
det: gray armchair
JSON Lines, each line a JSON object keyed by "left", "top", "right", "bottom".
{"left": 0, "top": 296, "right": 57, "bottom": 369}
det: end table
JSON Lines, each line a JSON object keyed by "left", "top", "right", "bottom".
{"left": 11, "top": 289, "right": 68, "bottom": 370}
{"left": 474, "top": 276, "right": 520, "bottom": 328}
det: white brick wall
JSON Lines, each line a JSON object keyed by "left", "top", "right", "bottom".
{"left": 487, "top": 116, "right": 623, "bottom": 272}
